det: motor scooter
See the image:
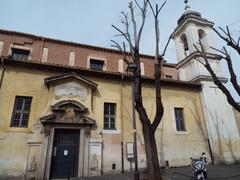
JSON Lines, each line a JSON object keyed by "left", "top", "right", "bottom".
{"left": 190, "top": 153, "right": 207, "bottom": 180}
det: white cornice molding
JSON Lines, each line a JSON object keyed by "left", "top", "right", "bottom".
{"left": 176, "top": 52, "right": 221, "bottom": 69}
{"left": 190, "top": 75, "right": 228, "bottom": 83}
{"left": 172, "top": 18, "right": 214, "bottom": 39}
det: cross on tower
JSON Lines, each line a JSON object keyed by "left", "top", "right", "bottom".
{"left": 184, "top": 0, "right": 190, "bottom": 10}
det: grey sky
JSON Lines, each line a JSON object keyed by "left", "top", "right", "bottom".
{"left": 0, "top": 0, "right": 239, "bottom": 100}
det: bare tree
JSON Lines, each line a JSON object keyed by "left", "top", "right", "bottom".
{"left": 112, "top": 0, "right": 170, "bottom": 179}
{"left": 194, "top": 26, "right": 240, "bottom": 112}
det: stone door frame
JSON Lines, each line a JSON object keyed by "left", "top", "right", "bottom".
{"left": 40, "top": 126, "right": 90, "bottom": 180}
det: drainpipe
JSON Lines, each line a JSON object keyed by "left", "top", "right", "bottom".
{"left": 0, "top": 57, "right": 5, "bottom": 90}
{"left": 120, "top": 75, "right": 125, "bottom": 173}
{"left": 100, "top": 130, "right": 103, "bottom": 175}
{"left": 207, "top": 138, "right": 214, "bottom": 165}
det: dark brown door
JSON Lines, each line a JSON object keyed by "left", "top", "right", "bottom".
{"left": 50, "top": 129, "right": 80, "bottom": 179}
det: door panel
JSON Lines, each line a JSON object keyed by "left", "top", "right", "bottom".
{"left": 50, "top": 129, "right": 80, "bottom": 179}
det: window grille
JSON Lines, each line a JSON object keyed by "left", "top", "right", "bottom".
{"left": 11, "top": 48, "right": 30, "bottom": 60}
{"left": 104, "top": 103, "right": 116, "bottom": 130}
{"left": 10, "top": 96, "right": 32, "bottom": 127}
{"left": 174, "top": 107, "right": 186, "bottom": 131}
{"left": 90, "top": 59, "right": 104, "bottom": 71}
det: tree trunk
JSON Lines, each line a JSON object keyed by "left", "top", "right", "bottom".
{"left": 143, "top": 124, "right": 162, "bottom": 180}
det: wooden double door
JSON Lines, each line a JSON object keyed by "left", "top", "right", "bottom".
{"left": 50, "top": 129, "right": 80, "bottom": 179}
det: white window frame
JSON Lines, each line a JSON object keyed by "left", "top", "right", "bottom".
{"left": 8, "top": 44, "right": 33, "bottom": 60}
{"left": 87, "top": 56, "right": 106, "bottom": 71}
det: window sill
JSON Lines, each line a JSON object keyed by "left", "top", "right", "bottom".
{"left": 175, "top": 131, "right": 188, "bottom": 135}
{"left": 102, "top": 129, "right": 121, "bottom": 134}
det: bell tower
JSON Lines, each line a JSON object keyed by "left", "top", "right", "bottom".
{"left": 172, "top": 1, "right": 223, "bottom": 82}
{"left": 172, "top": 1, "right": 240, "bottom": 164}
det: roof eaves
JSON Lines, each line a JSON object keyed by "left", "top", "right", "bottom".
{"left": 2, "top": 57, "right": 201, "bottom": 90}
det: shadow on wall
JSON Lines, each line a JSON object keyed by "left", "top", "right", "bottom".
{"left": 190, "top": 102, "right": 210, "bottom": 157}
{"left": 208, "top": 110, "right": 240, "bottom": 164}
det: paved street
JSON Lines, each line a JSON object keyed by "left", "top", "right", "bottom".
{"left": 163, "top": 164, "right": 240, "bottom": 180}
{"left": 1, "top": 164, "right": 240, "bottom": 180}
{"left": 76, "top": 164, "right": 240, "bottom": 180}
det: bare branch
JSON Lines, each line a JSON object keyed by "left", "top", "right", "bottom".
{"left": 112, "top": 24, "right": 134, "bottom": 50}
{"left": 111, "top": 40, "right": 123, "bottom": 51}
{"left": 149, "top": 1, "right": 167, "bottom": 131}
{"left": 222, "top": 47, "right": 240, "bottom": 96}
{"left": 129, "top": 1, "right": 138, "bottom": 45}
{"left": 213, "top": 27, "right": 240, "bottom": 55}
{"left": 136, "top": 0, "right": 149, "bottom": 46}
{"left": 148, "top": 0, "right": 156, "bottom": 16}
{"left": 134, "top": 0, "right": 142, "bottom": 11}
{"left": 157, "top": 1, "right": 166, "bottom": 15}
{"left": 114, "top": 33, "right": 127, "bottom": 38}
{"left": 226, "top": 26, "right": 237, "bottom": 45}
{"left": 218, "top": 27, "right": 229, "bottom": 38}
{"left": 193, "top": 43, "right": 202, "bottom": 54}
{"left": 210, "top": 46, "right": 225, "bottom": 56}
{"left": 111, "top": 40, "right": 130, "bottom": 65}
{"left": 194, "top": 41, "right": 240, "bottom": 112}
{"left": 194, "top": 57, "right": 205, "bottom": 66}
{"left": 121, "top": 11, "right": 133, "bottom": 53}
{"left": 161, "top": 33, "right": 172, "bottom": 56}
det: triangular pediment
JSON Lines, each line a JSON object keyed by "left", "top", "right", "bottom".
{"left": 44, "top": 72, "right": 98, "bottom": 89}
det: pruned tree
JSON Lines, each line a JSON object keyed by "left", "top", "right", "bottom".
{"left": 194, "top": 26, "right": 240, "bottom": 112}
{"left": 111, "top": 0, "right": 170, "bottom": 179}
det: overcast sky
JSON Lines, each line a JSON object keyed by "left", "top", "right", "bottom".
{"left": 0, "top": 0, "right": 239, "bottom": 100}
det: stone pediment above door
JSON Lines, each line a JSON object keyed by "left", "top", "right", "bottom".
{"left": 44, "top": 72, "right": 98, "bottom": 101}
{"left": 44, "top": 72, "right": 98, "bottom": 111}
{"left": 40, "top": 100, "right": 96, "bottom": 127}
{"left": 45, "top": 72, "right": 98, "bottom": 89}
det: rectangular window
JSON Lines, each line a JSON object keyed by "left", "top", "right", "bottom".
{"left": 174, "top": 108, "right": 186, "bottom": 131}
{"left": 90, "top": 59, "right": 104, "bottom": 71}
{"left": 10, "top": 96, "right": 32, "bottom": 127}
{"left": 165, "top": 75, "right": 173, "bottom": 79}
{"left": 11, "top": 48, "right": 30, "bottom": 60}
{"left": 104, "top": 103, "right": 116, "bottom": 130}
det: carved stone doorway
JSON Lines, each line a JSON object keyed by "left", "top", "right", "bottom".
{"left": 50, "top": 129, "right": 80, "bottom": 179}
{"left": 39, "top": 100, "right": 96, "bottom": 179}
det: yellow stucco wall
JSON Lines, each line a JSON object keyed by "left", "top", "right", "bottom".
{"left": 0, "top": 65, "right": 231, "bottom": 177}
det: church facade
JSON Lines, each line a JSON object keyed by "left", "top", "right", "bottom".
{"left": 0, "top": 6, "right": 239, "bottom": 180}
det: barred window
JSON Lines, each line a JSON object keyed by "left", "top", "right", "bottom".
{"left": 104, "top": 103, "right": 116, "bottom": 130}
{"left": 90, "top": 59, "right": 104, "bottom": 71}
{"left": 11, "top": 48, "right": 30, "bottom": 60}
{"left": 10, "top": 96, "right": 32, "bottom": 127}
{"left": 174, "top": 108, "right": 186, "bottom": 131}
{"left": 165, "top": 75, "right": 173, "bottom": 79}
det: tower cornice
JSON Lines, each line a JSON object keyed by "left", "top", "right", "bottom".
{"left": 172, "top": 17, "right": 214, "bottom": 39}
{"left": 175, "top": 52, "right": 221, "bottom": 69}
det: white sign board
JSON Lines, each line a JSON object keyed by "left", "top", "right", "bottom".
{"left": 126, "top": 142, "right": 134, "bottom": 161}
{"left": 64, "top": 150, "right": 68, "bottom": 156}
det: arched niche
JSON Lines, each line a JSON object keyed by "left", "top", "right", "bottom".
{"left": 198, "top": 29, "right": 208, "bottom": 51}
{"left": 180, "top": 34, "right": 190, "bottom": 58}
